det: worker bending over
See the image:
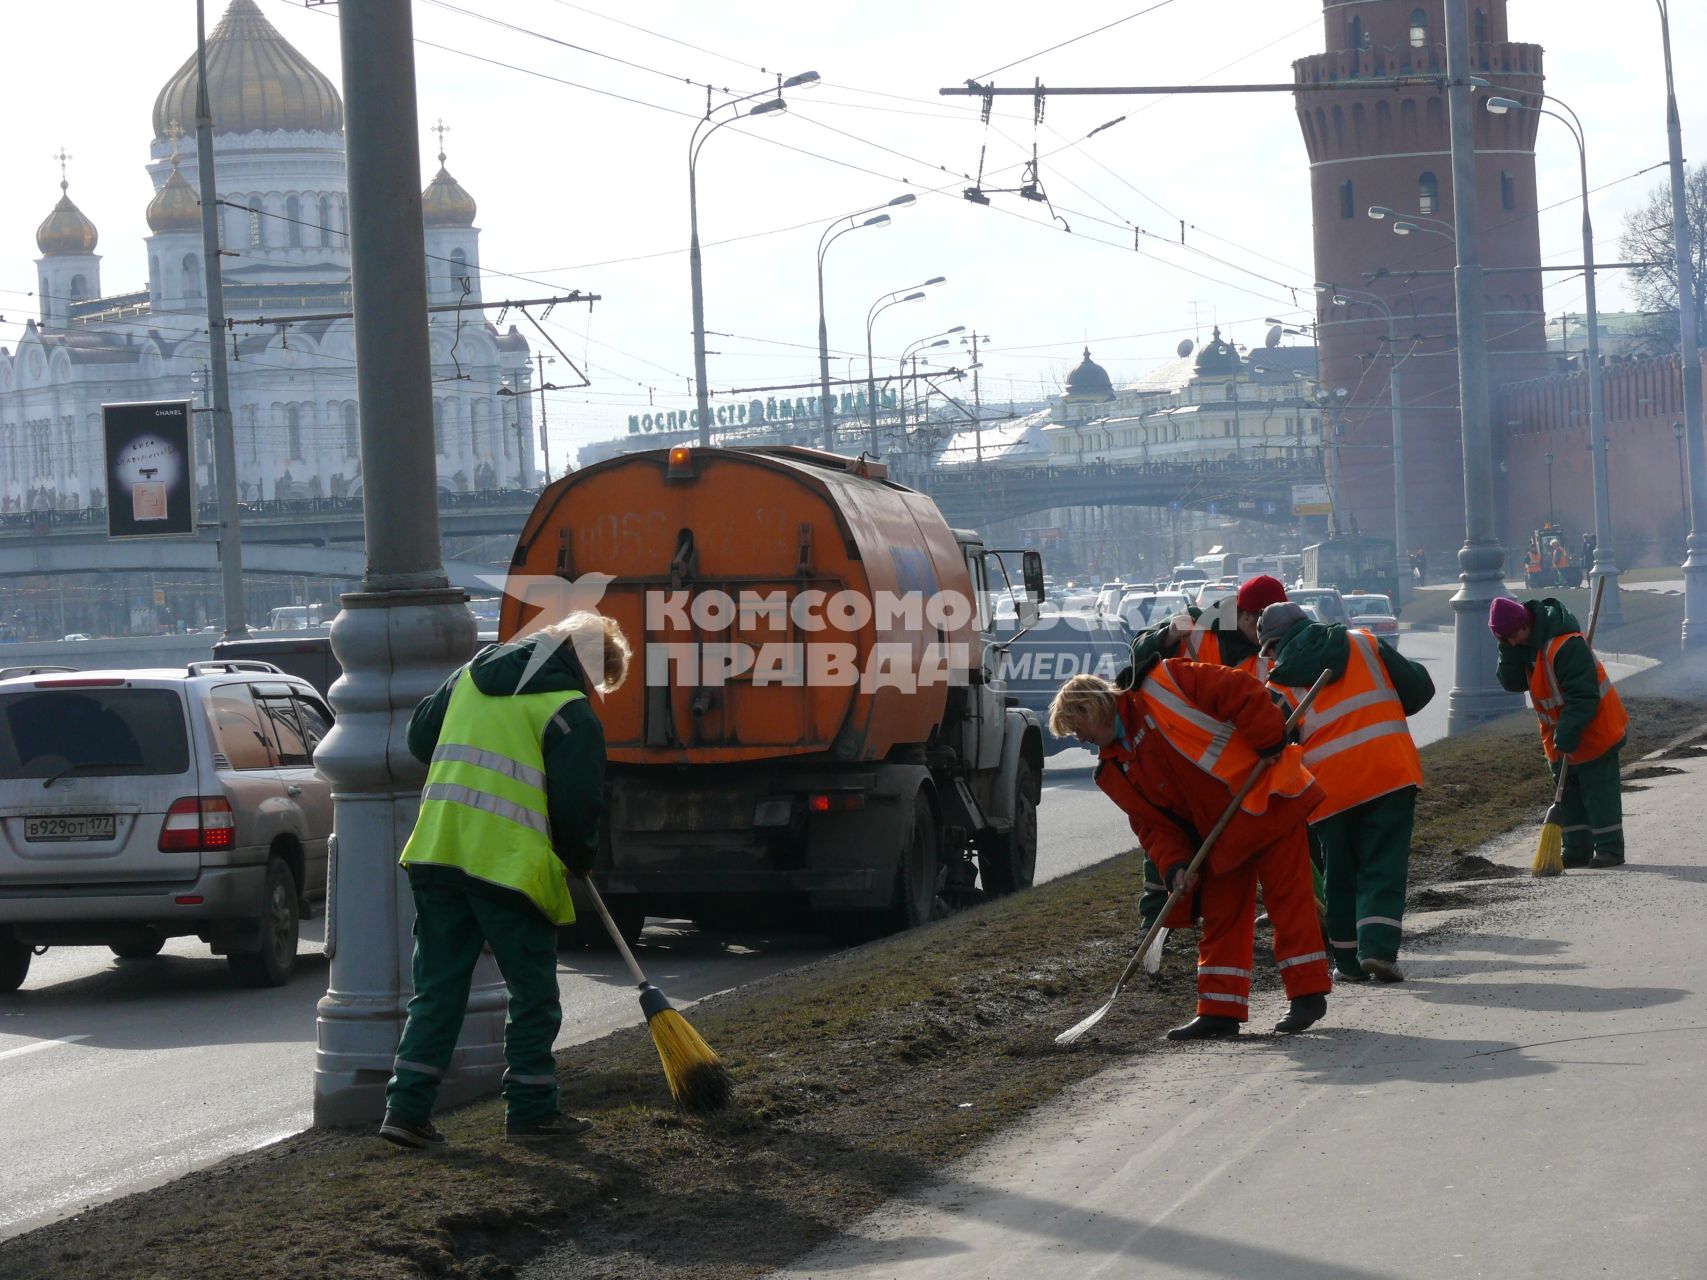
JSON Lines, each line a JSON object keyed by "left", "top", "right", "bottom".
{"left": 1490, "top": 596, "right": 1628, "bottom": 868}
{"left": 1050, "top": 662, "right": 1332, "bottom": 1040}
{"left": 1260, "top": 601, "right": 1434, "bottom": 983}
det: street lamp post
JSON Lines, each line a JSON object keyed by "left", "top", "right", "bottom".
{"left": 865, "top": 277, "right": 944, "bottom": 455}
{"left": 1328, "top": 286, "right": 1412, "bottom": 602}
{"left": 1656, "top": 0, "right": 1707, "bottom": 648}
{"left": 1489, "top": 91, "right": 1622, "bottom": 625}
{"left": 899, "top": 332, "right": 957, "bottom": 478}
{"left": 1545, "top": 450, "right": 1555, "bottom": 526}
{"left": 1444, "top": 0, "right": 1512, "bottom": 733}
{"left": 689, "top": 73, "right": 818, "bottom": 447}
{"left": 818, "top": 195, "right": 912, "bottom": 451}
{"left": 1675, "top": 423, "right": 1689, "bottom": 533}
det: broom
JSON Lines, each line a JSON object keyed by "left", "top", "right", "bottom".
{"left": 580, "top": 876, "right": 733, "bottom": 1113}
{"left": 1057, "top": 669, "right": 1332, "bottom": 1047}
{"left": 1532, "top": 574, "right": 1609, "bottom": 877}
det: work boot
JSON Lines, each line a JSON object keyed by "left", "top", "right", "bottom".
{"left": 1361, "top": 957, "right": 1405, "bottom": 983}
{"left": 1165, "top": 1015, "right": 1241, "bottom": 1041}
{"left": 505, "top": 1112, "right": 595, "bottom": 1144}
{"left": 1561, "top": 853, "right": 1593, "bottom": 869}
{"left": 1274, "top": 994, "right": 1328, "bottom": 1034}
{"left": 379, "top": 1113, "right": 447, "bottom": 1151}
{"left": 1335, "top": 967, "right": 1370, "bottom": 984}
{"left": 1588, "top": 852, "right": 1625, "bottom": 868}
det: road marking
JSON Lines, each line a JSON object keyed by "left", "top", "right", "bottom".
{"left": 0, "top": 1034, "right": 90, "bottom": 1062}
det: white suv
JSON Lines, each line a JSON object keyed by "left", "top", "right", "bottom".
{"left": 0, "top": 661, "right": 334, "bottom": 992}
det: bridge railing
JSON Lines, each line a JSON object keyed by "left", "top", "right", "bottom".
{"left": 927, "top": 457, "right": 1322, "bottom": 487}
{"left": 0, "top": 486, "right": 546, "bottom": 532}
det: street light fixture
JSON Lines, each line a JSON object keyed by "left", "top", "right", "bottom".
{"left": 817, "top": 194, "right": 914, "bottom": 451}
{"left": 1488, "top": 90, "right": 1622, "bottom": 624}
{"left": 900, "top": 335, "right": 955, "bottom": 480}
{"left": 1392, "top": 219, "right": 1455, "bottom": 241}
{"left": 866, "top": 277, "right": 945, "bottom": 455}
{"left": 688, "top": 72, "right": 818, "bottom": 447}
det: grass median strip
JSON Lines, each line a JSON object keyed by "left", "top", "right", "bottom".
{"left": 5, "top": 685, "right": 1704, "bottom": 1280}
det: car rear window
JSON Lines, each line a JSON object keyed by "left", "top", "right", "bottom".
{"left": 0, "top": 687, "right": 189, "bottom": 780}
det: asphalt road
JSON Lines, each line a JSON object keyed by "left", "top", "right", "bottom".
{"left": 0, "top": 752, "right": 1134, "bottom": 1240}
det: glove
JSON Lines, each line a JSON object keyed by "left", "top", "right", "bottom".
{"left": 1255, "top": 739, "right": 1286, "bottom": 760}
{"left": 565, "top": 841, "right": 597, "bottom": 878}
{"left": 1165, "top": 613, "right": 1195, "bottom": 649}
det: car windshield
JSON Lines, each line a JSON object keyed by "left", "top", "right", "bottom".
{"left": 1345, "top": 596, "right": 1393, "bottom": 618}
{"left": 0, "top": 687, "right": 189, "bottom": 780}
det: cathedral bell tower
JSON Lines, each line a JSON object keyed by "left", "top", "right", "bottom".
{"left": 34, "top": 150, "right": 101, "bottom": 329}
{"left": 1293, "top": 1, "right": 1548, "bottom": 554}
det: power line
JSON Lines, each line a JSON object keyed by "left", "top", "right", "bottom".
{"left": 974, "top": 0, "right": 1186, "bottom": 81}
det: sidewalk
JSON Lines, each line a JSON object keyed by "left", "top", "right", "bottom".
{"left": 771, "top": 738, "right": 1707, "bottom": 1279}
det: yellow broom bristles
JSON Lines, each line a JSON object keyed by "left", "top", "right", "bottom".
{"left": 646, "top": 1006, "right": 734, "bottom": 1114}
{"left": 1531, "top": 819, "right": 1565, "bottom": 877}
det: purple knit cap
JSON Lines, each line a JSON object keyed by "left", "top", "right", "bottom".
{"left": 1488, "top": 596, "right": 1530, "bottom": 639}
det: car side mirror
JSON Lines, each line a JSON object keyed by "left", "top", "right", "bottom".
{"left": 1022, "top": 551, "right": 1045, "bottom": 605}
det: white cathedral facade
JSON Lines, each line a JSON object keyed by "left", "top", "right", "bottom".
{"left": 0, "top": 0, "right": 536, "bottom": 515}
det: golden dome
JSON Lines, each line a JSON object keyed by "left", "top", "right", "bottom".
{"left": 37, "top": 182, "right": 98, "bottom": 256}
{"left": 146, "top": 164, "right": 202, "bottom": 234}
{"left": 423, "top": 162, "right": 477, "bottom": 228}
{"left": 151, "top": 0, "right": 342, "bottom": 140}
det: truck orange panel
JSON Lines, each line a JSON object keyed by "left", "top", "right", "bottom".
{"left": 501, "top": 447, "right": 982, "bottom": 766}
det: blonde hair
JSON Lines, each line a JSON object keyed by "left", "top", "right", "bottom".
{"left": 1048, "top": 673, "right": 1118, "bottom": 738}
{"left": 532, "top": 610, "right": 631, "bottom": 692}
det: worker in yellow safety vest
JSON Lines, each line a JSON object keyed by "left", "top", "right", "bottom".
{"left": 380, "top": 611, "right": 631, "bottom": 1152}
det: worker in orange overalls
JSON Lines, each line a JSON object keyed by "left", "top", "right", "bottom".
{"left": 1549, "top": 539, "right": 1571, "bottom": 588}
{"left": 1119, "top": 574, "right": 1289, "bottom": 949}
{"left": 1050, "top": 662, "right": 1332, "bottom": 1040}
{"left": 1525, "top": 542, "right": 1544, "bottom": 584}
{"left": 1261, "top": 601, "right": 1435, "bottom": 983}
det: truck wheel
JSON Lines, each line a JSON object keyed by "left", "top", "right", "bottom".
{"left": 110, "top": 938, "right": 165, "bottom": 960}
{"left": 0, "top": 932, "right": 29, "bottom": 993}
{"left": 980, "top": 761, "right": 1039, "bottom": 896}
{"left": 228, "top": 859, "right": 300, "bottom": 988}
{"left": 886, "top": 791, "right": 940, "bottom": 933}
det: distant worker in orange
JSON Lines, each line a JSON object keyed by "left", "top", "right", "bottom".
{"left": 1050, "top": 660, "right": 1332, "bottom": 1040}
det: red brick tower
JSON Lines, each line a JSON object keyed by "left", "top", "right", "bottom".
{"left": 1294, "top": 1, "right": 1549, "bottom": 557}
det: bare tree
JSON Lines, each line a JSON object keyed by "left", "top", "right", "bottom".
{"left": 1619, "top": 166, "right": 1707, "bottom": 354}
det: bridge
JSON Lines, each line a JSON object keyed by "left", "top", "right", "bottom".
{"left": 0, "top": 487, "right": 543, "bottom": 548}
{"left": 924, "top": 458, "right": 1322, "bottom": 530}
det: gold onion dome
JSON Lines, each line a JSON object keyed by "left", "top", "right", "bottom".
{"left": 147, "top": 165, "right": 202, "bottom": 234}
{"left": 423, "top": 157, "right": 477, "bottom": 228}
{"left": 151, "top": 0, "right": 343, "bottom": 140}
{"left": 36, "top": 181, "right": 98, "bottom": 256}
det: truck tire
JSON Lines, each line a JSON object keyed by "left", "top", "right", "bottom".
{"left": 886, "top": 791, "right": 940, "bottom": 933}
{"left": 980, "top": 760, "right": 1038, "bottom": 896}
{"left": 0, "top": 932, "right": 29, "bottom": 993}
{"left": 228, "top": 858, "right": 300, "bottom": 988}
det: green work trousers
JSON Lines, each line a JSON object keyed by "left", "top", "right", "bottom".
{"left": 1138, "top": 853, "right": 1169, "bottom": 928}
{"left": 1551, "top": 747, "right": 1624, "bottom": 866}
{"left": 385, "top": 873, "right": 563, "bottom": 1127}
{"left": 1313, "top": 788, "right": 1415, "bottom": 977}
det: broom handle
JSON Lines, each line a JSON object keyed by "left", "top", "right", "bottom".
{"left": 1553, "top": 574, "right": 1610, "bottom": 798}
{"left": 579, "top": 874, "right": 650, "bottom": 988}
{"left": 1109, "top": 668, "right": 1333, "bottom": 994}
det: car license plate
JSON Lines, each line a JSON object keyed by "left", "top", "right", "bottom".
{"left": 25, "top": 814, "right": 117, "bottom": 842}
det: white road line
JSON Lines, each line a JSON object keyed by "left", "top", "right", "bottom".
{"left": 0, "top": 1034, "right": 90, "bottom": 1062}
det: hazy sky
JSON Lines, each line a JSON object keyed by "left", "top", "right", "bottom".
{"left": 2, "top": 0, "right": 1700, "bottom": 467}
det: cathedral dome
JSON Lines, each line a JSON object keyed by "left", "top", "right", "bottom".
{"left": 37, "top": 183, "right": 98, "bottom": 256}
{"left": 1064, "top": 347, "right": 1114, "bottom": 401}
{"left": 1193, "top": 326, "right": 1241, "bottom": 377}
{"left": 146, "top": 165, "right": 202, "bottom": 234}
{"left": 151, "top": 0, "right": 343, "bottom": 140}
{"left": 422, "top": 162, "right": 477, "bottom": 228}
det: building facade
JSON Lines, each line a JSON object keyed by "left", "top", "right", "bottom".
{"left": 0, "top": 0, "right": 535, "bottom": 515}
{"left": 1295, "top": 0, "right": 1550, "bottom": 556}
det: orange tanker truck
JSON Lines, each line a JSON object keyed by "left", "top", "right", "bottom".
{"left": 501, "top": 444, "right": 1047, "bottom": 942}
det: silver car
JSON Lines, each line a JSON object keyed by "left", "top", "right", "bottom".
{"left": 0, "top": 660, "right": 334, "bottom": 992}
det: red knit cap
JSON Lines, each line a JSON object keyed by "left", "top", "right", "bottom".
{"left": 1236, "top": 574, "right": 1287, "bottom": 613}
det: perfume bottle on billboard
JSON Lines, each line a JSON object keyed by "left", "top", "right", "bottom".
{"left": 132, "top": 466, "right": 168, "bottom": 521}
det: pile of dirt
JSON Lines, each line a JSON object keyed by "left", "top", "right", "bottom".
{"left": 4, "top": 694, "right": 1702, "bottom": 1280}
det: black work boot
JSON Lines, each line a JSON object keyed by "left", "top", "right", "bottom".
{"left": 1274, "top": 994, "right": 1328, "bottom": 1034}
{"left": 1165, "top": 1015, "right": 1242, "bottom": 1041}
{"left": 1588, "top": 852, "right": 1625, "bottom": 868}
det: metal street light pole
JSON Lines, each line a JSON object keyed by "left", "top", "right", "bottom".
{"left": 865, "top": 277, "right": 943, "bottom": 455}
{"left": 315, "top": 0, "right": 501, "bottom": 1125}
{"left": 818, "top": 195, "right": 912, "bottom": 451}
{"left": 1488, "top": 92, "right": 1622, "bottom": 625}
{"left": 899, "top": 333, "right": 955, "bottom": 476}
{"left": 1657, "top": 0, "right": 1707, "bottom": 649}
{"left": 533, "top": 352, "right": 555, "bottom": 482}
{"left": 1444, "top": 0, "right": 1513, "bottom": 733}
{"left": 194, "top": 0, "right": 246, "bottom": 639}
{"left": 689, "top": 73, "right": 818, "bottom": 447}
{"left": 1546, "top": 450, "right": 1555, "bottom": 526}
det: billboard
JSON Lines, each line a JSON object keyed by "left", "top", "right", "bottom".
{"left": 1291, "top": 482, "right": 1333, "bottom": 517}
{"left": 103, "top": 400, "right": 195, "bottom": 539}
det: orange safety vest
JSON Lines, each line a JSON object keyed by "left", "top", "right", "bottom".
{"left": 1137, "top": 661, "right": 1314, "bottom": 817}
{"left": 1551, "top": 544, "right": 1569, "bottom": 569}
{"left": 1273, "top": 629, "right": 1423, "bottom": 821}
{"left": 1529, "top": 632, "right": 1628, "bottom": 763}
{"left": 1184, "top": 626, "right": 1268, "bottom": 680}
{"left": 1526, "top": 549, "right": 1543, "bottom": 574}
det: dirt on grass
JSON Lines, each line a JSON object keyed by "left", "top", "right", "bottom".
{"left": 4, "top": 683, "right": 1704, "bottom": 1280}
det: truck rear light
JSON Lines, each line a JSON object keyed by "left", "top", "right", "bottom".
{"left": 807, "top": 792, "right": 866, "bottom": 813}
{"left": 159, "top": 796, "right": 236, "bottom": 852}
{"left": 34, "top": 677, "right": 125, "bottom": 687}
{"left": 753, "top": 798, "right": 794, "bottom": 827}
{"left": 175, "top": 896, "right": 204, "bottom": 906}
{"left": 666, "top": 446, "right": 694, "bottom": 479}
